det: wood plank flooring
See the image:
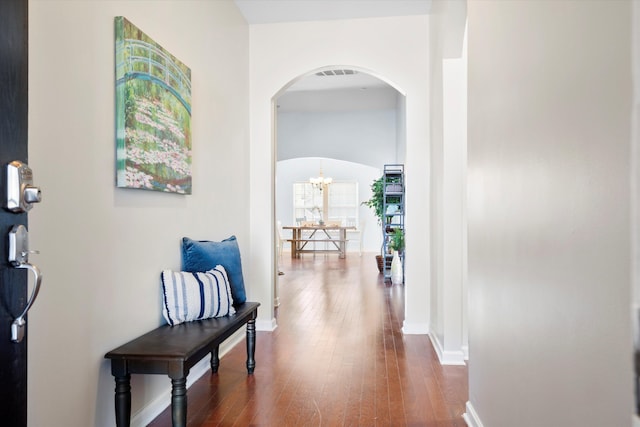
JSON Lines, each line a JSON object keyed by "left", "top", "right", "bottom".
{"left": 148, "top": 253, "right": 468, "bottom": 427}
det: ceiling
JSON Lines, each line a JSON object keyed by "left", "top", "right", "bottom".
{"left": 234, "top": 0, "right": 432, "bottom": 25}
{"left": 285, "top": 68, "right": 388, "bottom": 92}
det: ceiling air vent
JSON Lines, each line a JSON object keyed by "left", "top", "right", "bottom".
{"left": 315, "top": 69, "right": 358, "bottom": 77}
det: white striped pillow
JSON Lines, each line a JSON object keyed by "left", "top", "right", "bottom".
{"left": 161, "top": 266, "right": 235, "bottom": 326}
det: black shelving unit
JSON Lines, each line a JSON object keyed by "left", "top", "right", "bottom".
{"left": 381, "top": 164, "right": 405, "bottom": 281}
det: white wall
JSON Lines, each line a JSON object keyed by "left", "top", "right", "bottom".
{"left": 428, "top": 0, "right": 468, "bottom": 365}
{"left": 248, "top": 15, "right": 431, "bottom": 333}
{"left": 467, "top": 1, "right": 632, "bottom": 426}
{"left": 275, "top": 157, "right": 382, "bottom": 252}
{"left": 28, "top": 1, "right": 249, "bottom": 426}
{"left": 277, "top": 86, "right": 398, "bottom": 113}
{"left": 396, "top": 91, "right": 407, "bottom": 163}
{"left": 634, "top": 2, "right": 640, "bottom": 423}
{"left": 277, "top": 109, "right": 398, "bottom": 168}
{"left": 439, "top": 49, "right": 467, "bottom": 364}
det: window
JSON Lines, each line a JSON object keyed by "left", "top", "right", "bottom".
{"left": 293, "top": 182, "right": 318, "bottom": 222}
{"left": 327, "top": 182, "right": 358, "bottom": 224}
{"left": 293, "top": 181, "right": 358, "bottom": 225}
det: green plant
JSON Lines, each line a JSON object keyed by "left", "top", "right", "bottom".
{"left": 362, "top": 177, "right": 384, "bottom": 224}
{"left": 390, "top": 228, "right": 405, "bottom": 252}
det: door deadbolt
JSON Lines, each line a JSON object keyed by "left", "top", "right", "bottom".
{"left": 6, "top": 160, "right": 42, "bottom": 213}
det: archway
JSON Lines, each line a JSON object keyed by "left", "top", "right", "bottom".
{"left": 270, "top": 65, "right": 407, "bottom": 316}
{"left": 246, "top": 17, "right": 432, "bottom": 337}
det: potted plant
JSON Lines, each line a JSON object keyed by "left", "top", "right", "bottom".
{"left": 362, "top": 176, "right": 388, "bottom": 272}
{"left": 362, "top": 176, "right": 401, "bottom": 227}
{"left": 362, "top": 176, "right": 384, "bottom": 224}
{"left": 390, "top": 228, "right": 405, "bottom": 254}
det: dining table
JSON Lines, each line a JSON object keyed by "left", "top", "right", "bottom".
{"left": 283, "top": 224, "right": 355, "bottom": 258}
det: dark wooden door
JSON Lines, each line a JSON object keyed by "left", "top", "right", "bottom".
{"left": 0, "top": 0, "right": 29, "bottom": 425}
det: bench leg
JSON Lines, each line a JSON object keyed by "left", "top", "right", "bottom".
{"left": 246, "top": 318, "right": 256, "bottom": 374}
{"left": 171, "top": 377, "right": 188, "bottom": 427}
{"left": 114, "top": 374, "right": 131, "bottom": 427}
{"left": 210, "top": 346, "right": 219, "bottom": 373}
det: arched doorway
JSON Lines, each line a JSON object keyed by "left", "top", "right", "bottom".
{"left": 246, "top": 18, "right": 432, "bottom": 338}
{"left": 271, "top": 65, "right": 406, "bottom": 314}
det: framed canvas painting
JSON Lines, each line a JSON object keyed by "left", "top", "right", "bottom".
{"left": 115, "top": 17, "right": 192, "bottom": 194}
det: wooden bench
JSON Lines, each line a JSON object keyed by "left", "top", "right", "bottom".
{"left": 104, "top": 301, "right": 260, "bottom": 427}
{"left": 287, "top": 238, "right": 348, "bottom": 257}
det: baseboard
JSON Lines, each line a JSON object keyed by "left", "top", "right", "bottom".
{"left": 428, "top": 329, "right": 466, "bottom": 366}
{"left": 129, "top": 330, "right": 245, "bottom": 427}
{"left": 462, "top": 344, "right": 469, "bottom": 360}
{"left": 462, "top": 401, "right": 484, "bottom": 427}
{"left": 256, "top": 317, "right": 277, "bottom": 331}
{"left": 401, "top": 320, "right": 429, "bottom": 334}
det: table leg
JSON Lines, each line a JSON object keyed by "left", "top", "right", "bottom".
{"left": 291, "top": 229, "right": 298, "bottom": 258}
{"left": 114, "top": 374, "right": 131, "bottom": 427}
{"left": 339, "top": 229, "right": 346, "bottom": 258}
{"left": 246, "top": 318, "right": 256, "bottom": 374}
{"left": 171, "top": 377, "right": 188, "bottom": 427}
{"left": 210, "top": 346, "right": 219, "bottom": 373}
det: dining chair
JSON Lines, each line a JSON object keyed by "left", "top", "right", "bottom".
{"left": 276, "top": 220, "right": 285, "bottom": 259}
{"left": 346, "top": 218, "right": 365, "bottom": 256}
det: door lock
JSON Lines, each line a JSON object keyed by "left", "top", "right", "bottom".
{"left": 6, "top": 160, "right": 42, "bottom": 213}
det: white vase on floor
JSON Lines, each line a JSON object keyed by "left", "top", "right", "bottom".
{"left": 390, "top": 250, "right": 403, "bottom": 285}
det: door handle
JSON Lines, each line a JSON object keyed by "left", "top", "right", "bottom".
{"left": 8, "top": 224, "right": 43, "bottom": 343}
{"left": 11, "top": 262, "right": 42, "bottom": 343}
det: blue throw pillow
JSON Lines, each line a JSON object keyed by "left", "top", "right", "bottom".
{"left": 181, "top": 236, "right": 247, "bottom": 303}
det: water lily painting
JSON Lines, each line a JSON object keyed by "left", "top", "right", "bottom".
{"left": 115, "top": 17, "right": 192, "bottom": 194}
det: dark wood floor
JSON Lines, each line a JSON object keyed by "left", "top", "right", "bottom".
{"left": 148, "top": 252, "right": 468, "bottom": 426}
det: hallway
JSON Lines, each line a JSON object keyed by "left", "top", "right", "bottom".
{"left": 149, "top": 253, "right": 468, "bottom": 426}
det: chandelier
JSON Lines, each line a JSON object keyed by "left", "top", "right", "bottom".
{"left": 309, "top": 168, "right": 332, "bottom": 190}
